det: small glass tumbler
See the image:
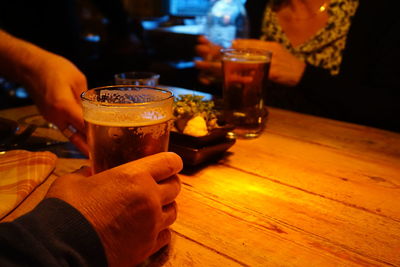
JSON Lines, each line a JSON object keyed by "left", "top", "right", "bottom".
{"left": 114, "top": 72, "right": 160, "bottom": 86}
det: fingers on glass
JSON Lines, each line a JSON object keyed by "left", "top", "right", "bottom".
{"left": 137, "top": 152, "right": 183, "bottom": 183}
{"left": 158, "top": 175, "right": 181, "bottom": 205}
{"left": 154, "top": 228, "right": 172, "bottom": 253}
{"left": 162, "top": 201, "right": 178, "bottom": 227}
{"left": 69, "top": 131, "right": 89, "bottom": 156}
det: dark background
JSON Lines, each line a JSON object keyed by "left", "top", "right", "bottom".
{"left": 0, "top": 0, "right": 214, "bottom": 109}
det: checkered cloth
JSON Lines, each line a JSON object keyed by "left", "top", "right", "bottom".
{"left": 0, "top": 150, "right": 57, "bottom": 219}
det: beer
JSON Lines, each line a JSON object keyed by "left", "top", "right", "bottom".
{"left": 81, "top": 85, "right": 173, "bottom": 173}
{"left": 222, "top": 49, "right": 271, "bottom": 138}
{"left": 86, "top": 120, "right": 171, "bottom": 174}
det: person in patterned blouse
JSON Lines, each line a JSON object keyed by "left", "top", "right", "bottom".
{"left": 196, "top": 0, "right": 400, "bottom": 132}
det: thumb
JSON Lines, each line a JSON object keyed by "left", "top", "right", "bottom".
{"left": 46, "top": 166, "right": 91, "bottom": 199}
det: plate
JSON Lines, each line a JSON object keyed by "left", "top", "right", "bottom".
{"left": 170, "top": 124, "right": 234, "bottom": 147}
{"left": 169, "top": 132, "right": 236, "bottom": 166}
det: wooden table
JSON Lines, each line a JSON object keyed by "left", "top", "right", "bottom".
{"left": 1, "top": 102, "right": 400, "bottom": 266}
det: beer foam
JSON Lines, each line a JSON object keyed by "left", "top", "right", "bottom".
{"left": 82, "top": 87, "right": 173, "bottom": 127}
{"left": 222, "top": 49, "right": 272, "bottom": 63}
{"left": 223, "top": 55, "right": 270, "bottom": 63}
{"left": 133, "top": 120, "right": 172, "bottom": 139}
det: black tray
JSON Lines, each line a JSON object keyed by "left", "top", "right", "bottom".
{"left": 169, "top": 136, "right": 235, "bottom": 166}
{"left": 170, "top": 124, "right": 234, "bottom": 148}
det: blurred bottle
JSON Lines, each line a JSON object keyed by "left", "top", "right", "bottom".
{"left": 205, "top": 0, "right": 249, "bottom": 48}
{"left": 197, "top": 0, "right": 248, "bottom": 87}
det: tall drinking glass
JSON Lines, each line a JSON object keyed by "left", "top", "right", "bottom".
{"left": 81, "top": 85, "right": 173, "bottom": 174}
{"left": 221, "top": 48, "right": 272, "bottom": 139}
{"left": 114, "top": 72, "right": 160, "bottom": 86}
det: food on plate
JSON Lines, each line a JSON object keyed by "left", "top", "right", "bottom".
{"left": 173, "top": 95, "right": 219, "bottom": 137}
{"left": 182, "top": 115, "right": 208, "bottom": 137}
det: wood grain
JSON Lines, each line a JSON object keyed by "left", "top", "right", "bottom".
{"left": 1, "top": 105, "right": 400, "bottom": 266}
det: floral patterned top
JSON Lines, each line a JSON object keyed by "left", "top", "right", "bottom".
{"left": 260, "top": 0, "right": 359, "bottom": 75}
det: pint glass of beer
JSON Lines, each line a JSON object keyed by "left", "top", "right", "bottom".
{"left": 81, "top": 85, "right": 173, "bottom": 174}
{"left": 221, "top": 48, "right": 272, "bottom": 139}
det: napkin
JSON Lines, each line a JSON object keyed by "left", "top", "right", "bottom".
{"left": 0, "top": 150, "right": 57, "bottom": 219}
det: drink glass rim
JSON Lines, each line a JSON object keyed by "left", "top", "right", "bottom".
{"left": 81, "top": 85, "right": 173, "bottom": 107}
{"left": 114, "top": 71, "right": 160, "bottom": 81}
{"left": 114, "top": 71, "right": 160, "bottom": 79}
{"left": 220, "top": 48, "right": 272, "bottom": 60}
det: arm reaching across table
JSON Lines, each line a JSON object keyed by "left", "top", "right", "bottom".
{"left": 0, "top": 30, "right": 88, "bottom": 155}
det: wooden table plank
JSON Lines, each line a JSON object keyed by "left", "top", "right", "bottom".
{"left": 224, "top": 131, "right": 400, "bottom": 223}
{"left": 177, "top": 165, "right": 400, "bottom": 266}
{"left": 142, "top": 232, "right": 246, "bottom": 267}
{"left": 0, "top": 105, "right": 38, "bottom": 121}
{"left": 266, "top": 108, "right": 400, "bottom": 164}
{"left": 2, "top": 104, "right": 400, "bottom": 266}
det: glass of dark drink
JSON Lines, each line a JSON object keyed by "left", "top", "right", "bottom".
{"left": 221, "top": 48, "right": 272, "bottom": 139}
{"left": 81, "top": 85, "right": 173, "bottom": 174}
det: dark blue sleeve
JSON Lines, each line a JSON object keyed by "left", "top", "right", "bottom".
{"left": 0, "top": 198, "right": 108, "bottom": 267}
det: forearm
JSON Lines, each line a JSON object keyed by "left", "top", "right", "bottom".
{"left": 0, "top": 30, "right": 56, "bottom": 88}
{"left": 0, "top": 198, "right": 107, "bottom": 267}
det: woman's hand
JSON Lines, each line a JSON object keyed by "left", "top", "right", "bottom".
{"left": 233, "top": 39, "right": 306, "bottom": 86}
{"left": 194, "top": 35, "right": 224, "bottom": 85}
{"left": 194, "top": 36, "right": 306, "bottom": 87}
{"left": 195, "top": 35, "right": 222, "bottom": 61}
